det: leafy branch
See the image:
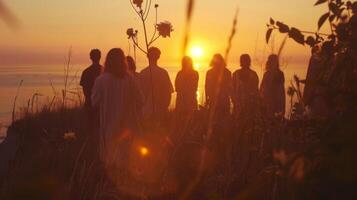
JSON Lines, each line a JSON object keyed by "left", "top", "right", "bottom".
{"left": 266, "top": 0, "right": 356, "bottom": 48}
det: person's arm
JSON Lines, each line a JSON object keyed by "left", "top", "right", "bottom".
{"left": 194, "top": 71, "right": 199, "bottom": 92}
{"left": 165, "top": 71, "right": 174, "bottom": 108}
{"left": 260, "top": 73, "right": 267, "bottom": 98}
{"left": 205, "top": 71, "right": 210, "bottom": 105}
{"left": 175, "top": 72, "right": 181, "bottom": 93}
{"left": 80, "top": 71, "right": 87, "bottom": 95}
{"left": 254, "top": 72, "right": 259, "bottom": 94}
{"left": 232, "top": 72, "right": 238, "bottom": 105}
{"left": 91, "top": 77, "right": 102, "bottom": 108}
{"left": 167, "top": 71, "right": 174, "bottom": 94}
{"left": 227, "top": 71, "right": 234, "bottom": 102}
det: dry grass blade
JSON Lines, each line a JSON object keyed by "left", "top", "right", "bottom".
{"left": 182, "top": 0, "right": 195, "bottom": 55}
{"left": 0, "top": 1, "right": 20, "bottom": 29}
{"left": 11, "top": 80, "right": 23, "bottom": 122}
{"left": 277, "top": 35, "right": 289, "bottom": 58}
{"left": 225, "top": 8, "right": 239, "bottom": 62}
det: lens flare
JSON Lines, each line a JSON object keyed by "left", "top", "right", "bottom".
{"left": 139, "top": 146, "right": 149, "bottom": 156}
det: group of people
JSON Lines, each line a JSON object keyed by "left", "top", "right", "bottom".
{"left": 80, "top": 47, "right": 286, "bottom": 163}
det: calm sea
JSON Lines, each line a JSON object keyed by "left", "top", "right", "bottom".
{"left": 0, "top": 63, "right": 308, "bottom": 141}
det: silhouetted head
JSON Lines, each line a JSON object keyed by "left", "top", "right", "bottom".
{"left": 126, "top": 56, "right": 136, "bottom": 73}
{"left": 210, "top": 54, "right": 226, "bottom": 69}
{"left": 240, "top": 54, "right": 251, "bottom": 69}
{"left": 104, "top": 48, "right": 127, "bottom": 78}
{"left": 90, "top": 49, "right": 101, "bottom": 64}
{"left": 266, "top": 54, "right": 280, "bottom": 71}
{"left": 182, "top": 56, "right": 194, "bottom": 72}
{"left": 147, "top": 47, "right": 161, "bottom": 66}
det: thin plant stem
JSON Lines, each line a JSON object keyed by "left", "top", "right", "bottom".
{"left": 144, "top": 0, "right": 152, "bottom": 20}
{"left": 131, "top": 37, "right": 147, "bottom": 54}
{"left": 149, "top": 6, "right": 159, "bottom": 45}
{"left": 12, "top": 80, "right": 23, "bottom": 122}
{"left": 140, "top": 11, "right": 150, "bottom": 51}
{"left": 148, "top": 35, "right": 160, "bottom": 46}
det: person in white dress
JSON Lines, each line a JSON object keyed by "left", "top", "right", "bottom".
{"left": 91, "top": 48, "right": 143, "bottom": 166}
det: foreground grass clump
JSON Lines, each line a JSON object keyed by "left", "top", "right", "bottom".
{"left": 1, "top": 103, "right": 357, "bottom": 200}
{"left": 0, "top": 107, "right": 92, "bottom": 200}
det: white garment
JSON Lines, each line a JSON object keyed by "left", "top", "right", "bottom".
{"left": 92, "top": 72, "right": 143, "bottom": 162}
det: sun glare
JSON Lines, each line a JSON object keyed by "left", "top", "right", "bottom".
{"left": 190, "top": 45, "right": 204, "bottom": 59}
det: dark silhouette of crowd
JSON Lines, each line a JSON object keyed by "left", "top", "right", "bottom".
{"left": 80, "top": 47, "right": 288, "bottom": 166}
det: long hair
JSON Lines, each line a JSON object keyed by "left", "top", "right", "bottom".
{"left": 104, "top": 48, "right": 128, "bottom": 78}
{"left": 210, "top": 53, "right": 226, "bottom": 69}
{"left": 126, "top": 56, "right": 136, "bottom": 73}
{"left": 181, "top": 56, "right": 194, "bottom": 72}
{"left": 266, "top": 54, "right": 280, "bottom": 71}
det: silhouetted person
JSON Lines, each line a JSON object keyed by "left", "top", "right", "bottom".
{"left": 260, "top": 54, "right": 286, "bottom": 117}
{"left": 139, "top": 47, "right": 174, "bottom": 123}
{"left": 205, "top": 54, "right": 233, "bottom": 117}
{"left": 92, "top": 48, "right": 143, "bottom": 164}
{"left": 127, "top": 56, "right": 143, "bottom": 122}
{"left": 302, "top": 45, "right": 331, "bottom": 118}
{"left": 175, "top": 56, "right": 199, "bottom": 115}
{"left": 80, "top": 49, "right": 102, "bottom": 108}
{"left": 127, "top": 56, "right": 140, "bottom": 79}
{"left": 232, "top": 54, "right": 259, "bottom": 117}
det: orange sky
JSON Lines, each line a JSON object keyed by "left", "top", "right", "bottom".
{"left": 0, "top": 0, "right": 328, "bottom": 67}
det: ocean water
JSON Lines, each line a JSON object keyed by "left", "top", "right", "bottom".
{"left": 0, "top": 63, "right": 308, "bottom": 141}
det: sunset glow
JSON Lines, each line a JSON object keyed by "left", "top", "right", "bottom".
{"left": 0, "top": 0, "right": 327, "bottom": 66}
{"left": 1, "top": 0, "right": 355, "bottom": 199}
{"left": 190, "top": 45, "right": 204, "bottom": 59}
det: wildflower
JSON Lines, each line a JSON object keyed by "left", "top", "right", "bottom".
{"left": 64, "top": 131, "right": 76, "bottom": 141}
{"left": 133, "top": 0, "right": 143, "bottom": 8}
{"left": 156, "top": 21, "right": 173, "bottom": 38}
{"left": 127, "top": 28, "right": 136, "bottom": 39}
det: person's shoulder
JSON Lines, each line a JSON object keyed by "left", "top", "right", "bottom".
{"left": 278, "top": 69, "right": 284, "bottom": 75}
{"left": 82, "top": 66, "right": 92, "bottom": 75}
{"left": 225, "top": 68, "right": 232, "bottom": 75}
{"left": 193, "top": 70, "right": 199, "bottom": 77}
{"left": 139, "top": 66, "right": 150, "bottom": 75}
{"left": 93, "top": 73, "right": 106, "bottom": 85}
{"left": 126, "top": 73, "right": 137, "bottom": 81}
{"left": 206, "top": 68, "right": 213, "bottom": 74}
{"left": 157, "top": 66, "right": 169, "bottom": 74}
{"left": 233, "top": 68, "right": 242, "bottom": 76}
{"left": 249, "top": 68, "right": 258, "bottom": 76}
{"left": 97, "top": 72, "right": 109, "bottom": 80}
{"left": 176, "top": 70, "right": 183, "bottom": 77}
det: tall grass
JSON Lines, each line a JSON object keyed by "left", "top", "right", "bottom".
{"left": 11, "top": 80, "right": 23, "bottom": 123}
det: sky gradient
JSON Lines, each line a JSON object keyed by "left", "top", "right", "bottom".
{"left": 0, "top": 0, "right": 328, "bottom": 67}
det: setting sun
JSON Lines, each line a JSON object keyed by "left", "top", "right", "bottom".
{"left": 190, "top": 45, "right": 204, "bottom": 59}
